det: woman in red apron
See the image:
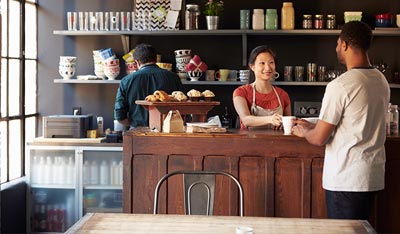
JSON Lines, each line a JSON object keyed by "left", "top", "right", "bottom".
{"left": 233, "top": 45, "right": 291, "bottom": 129}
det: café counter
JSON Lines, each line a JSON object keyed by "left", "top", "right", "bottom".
{"left": 122, "top": 128, "right": 400, "bottom": 233}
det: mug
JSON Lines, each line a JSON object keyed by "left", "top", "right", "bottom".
{"left": 215, "top": 69, "right": 230, "bottom": 81}
{"left": 229, "top": 70, "right": 240, "bottom": 80}
{"left": 205, "top": 69, "right": 215, "bottom": 81}
{"left": 239, "top": 69, "right": 250, "bottom": 82}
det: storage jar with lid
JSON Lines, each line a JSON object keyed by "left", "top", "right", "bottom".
{"left": 185, "top": 4, "right": 200, "bottom": 30}
{"left": 281, "top": 2, "right": 295, "bottom": 29}
{"left": 387, "top": 104, "right": 399, "bottom": 135}
{"left": 265, "top": 9, "right": 278, "bottom": 30}
{"left": 252, "top": 9, "right": 264, "bottom": 30}
{"left": 314, "top": 14, "right": 324, "bottom": 29}
{"left": 302, "top": 15, "right": 312, "bottom": 29}
{"left": 326, "top": 15, "right": 336, "bottom": 29}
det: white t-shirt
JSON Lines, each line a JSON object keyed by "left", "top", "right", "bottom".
{"left": 319, "top": 68, "right": 390, "bottom": 192}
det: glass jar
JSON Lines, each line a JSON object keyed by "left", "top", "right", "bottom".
{"left": 281, "top": 2, "right": 295, "bottom": 30}
{"left": 326, "top": 15, "right": 336, "bottom": 29}
{"left": 302, "top": 15, "right": 312, "bottom": 29}
{"left": 252, "top": 9, "right": 265, "bottom": 30}
{"left": 185, "top": 4, "right": 199, "bottom": 30}
{"left": 387, "top": 104, "right": 399, "bottom": 135}
{"left": 265, "top": 9, "right": 278, "bottom": 30}
{"left": 314, "top": 14, "right": 324, "bottom": 29}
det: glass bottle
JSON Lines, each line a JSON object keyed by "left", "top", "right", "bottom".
{"left": 221, "top": 106, "right": 232, "bottom": 128}
{"left": 265, "top": 9, "right": 278, "bottom": 30}
{"left": 252, "top": 9, "right": 264, "bottom": 30}
{"left": 302, "top": 15, "right": 312, "bottom": 29}
{"left": 281, "top": 2, "right": 295, "bottom": 29}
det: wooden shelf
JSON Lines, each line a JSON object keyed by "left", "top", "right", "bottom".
{"left": 53, "top": 29, "right": 400, "bottom": 36}
{"left": 53, "top": 79, "right": 400, "bottom": 88}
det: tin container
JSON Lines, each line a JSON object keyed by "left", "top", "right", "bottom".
{"left": 307, "top": 63, "right": 317, "bottom": 82}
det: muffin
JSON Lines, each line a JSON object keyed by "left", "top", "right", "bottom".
{"left": 202, "top": 90, "right": 215, "bottom": 101}
{"left": 187, "top": 89, "right": 202, "bottom": 101}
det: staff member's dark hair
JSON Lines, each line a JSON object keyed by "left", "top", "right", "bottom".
{"left": 133, "top": 43, "right": 157, "bottom": 64}
{"left": 339, "top": 21, "right": 373, "bottom": 51}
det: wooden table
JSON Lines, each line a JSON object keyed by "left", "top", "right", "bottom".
{"left": 135, "top": 100, "right": 220, "bottom": 131}
{"left": 65, "top": 213, "right": 376, "bottom": 234}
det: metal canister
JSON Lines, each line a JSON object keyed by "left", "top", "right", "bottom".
{"left": 326, "top": 15, "right": 336, "bottom": 29}
{"left": 307, "top": 63, "right": 317, "bottom": 82}
{"left": 302, "top": 15, "right": 312, "bottom": 29}
{"left": 314, "top": 14, "right": 324, "bottom": 29}
{"left": 185, "top": 4, "right": 200, "bottom": 30}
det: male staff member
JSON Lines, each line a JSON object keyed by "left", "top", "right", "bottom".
{"left": 292, "top": 21, "right": 390, "bottom": 220}
{"left": 114, "top": 43, "right": 182, "bottom": 128}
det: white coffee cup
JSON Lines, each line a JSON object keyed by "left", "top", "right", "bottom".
{"left": 239, "top": 69, "right": 250, "bottom": 82}
{"left": 282, "top": 116, "right": 296, "bottom": 135}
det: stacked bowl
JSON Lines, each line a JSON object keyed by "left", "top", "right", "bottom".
{"left": 59, "top": 56, "right": 77, "bottom": 79}
{"left": 99, "top": 48, "right": 120, "bottom": 80}
{"left": 93, "top": 50, "right": 106, "bottom": 79}
{"left": 174, "top": 49, "right": 191, "bottom": 80}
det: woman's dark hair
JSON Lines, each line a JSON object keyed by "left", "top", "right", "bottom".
{"left": 133, "top": 43, "right": 157, "bottom": 64}
{"left": 247, "top": 45, "right": 276, "bottom": 84}
{"left": 339, "top": 21, "right": 372, "bottom": 51}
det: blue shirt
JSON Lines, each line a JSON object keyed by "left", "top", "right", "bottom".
{"left": 114, "top": 64, "right": 182, "bottom": 127}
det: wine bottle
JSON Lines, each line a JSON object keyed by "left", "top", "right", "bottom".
{"left": 221, "top": 106, "right": 232, "bottom": 128}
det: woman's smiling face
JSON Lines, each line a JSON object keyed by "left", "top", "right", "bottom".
{"left": 249, "top": 52, "right": 276, "bottom": 81}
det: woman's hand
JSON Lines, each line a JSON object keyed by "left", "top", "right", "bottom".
{"left": 268, "top": 113, "right": 282, "bottom": 126}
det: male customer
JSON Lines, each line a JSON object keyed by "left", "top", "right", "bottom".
{"left": 292, "top": 21, "right": 390, "bottom": 220}
{"left": 114, "top": 43, "right": 182, "bottom": 128}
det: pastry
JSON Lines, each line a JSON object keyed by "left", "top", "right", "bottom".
{"left": 186, "top": 89, "right": 202, "bottom": 97}
{"left": 202, "top": 90, "right": 215, "bottom": 97}
{"left": 153, "top": 90, "right": 171, "bottom": 102}
{"left": 145, "top": 94, "right": 158, "bottom": 102}
{"left": 171, "top": 91, "right": 188, "bottom": 102}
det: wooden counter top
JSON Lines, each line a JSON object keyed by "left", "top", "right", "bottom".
{"left": 123, "top": 128, "right": 400, "bottom": 233}
{"left": 67, "top": 213, "right": 376, "bottom": 234}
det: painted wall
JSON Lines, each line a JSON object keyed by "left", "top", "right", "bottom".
{"left": 37, "top": 0, "right": 400, "bottom": 133}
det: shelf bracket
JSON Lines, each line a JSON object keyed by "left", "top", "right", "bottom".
{"left": 242, "top": 33, "right": 247, "bottom": 66}
{"left": 121, "top": 35, "right": 130, "bottom": 54}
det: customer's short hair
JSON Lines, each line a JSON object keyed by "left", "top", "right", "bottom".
{"left": 339, "top": 21, "right": 372, "bottom": 51}
{"left": 133, "top": 43, "right": 157, "bottom": 64}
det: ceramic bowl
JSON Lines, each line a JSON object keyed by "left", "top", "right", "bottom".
{"left": 59, "top": 68, "right": 76, "bottom": 79}
{"left": 187, "top": 71, "right": 203, "bottom": 81}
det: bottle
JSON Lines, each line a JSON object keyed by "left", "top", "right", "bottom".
{"left": 100, "top": 160, "right": 110, "bottom": 185}
{"left": 37, "top": 156, "right": 45, "bottom": 184}
{"left": 265, "top": 9, "right": 278, "bottom": 30}
{"left": 252, "top": 9, "right": 264, "bottom": 30}
{"left": 43, "top": 156, "right": 53, "bottom": 184}
{"left": 83, "top": 160, "right": 91, "bottom": 185}
{"left": 97, "top": 116, "right": 104, "bottom": 136}
{"left": 281, "top": 2, "right": 295, "bottom": 29}
{"left": 90, "top": 160, "right": 99, "bottom": 185}
{"left": 388, "top": 104, "right": 399, "bottom": 135}
{"left": 118, "top": 160, "right": 123, "bottom": 185}
{"left": 221, "top": 106, "right": 232, "bottom": 128}
{"left": 66, "top": 156, "right": 74, "bottom": 185}
{"left": 110, "top": 160, "right": 118, "bottom": 185}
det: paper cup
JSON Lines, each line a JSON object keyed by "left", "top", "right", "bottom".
{"left": 282, "top": 116, "right": 296, "bottom": 135}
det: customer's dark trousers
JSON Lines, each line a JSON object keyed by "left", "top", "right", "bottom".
{"left": 325, "top": 190, "right": 378, "bottom": 220}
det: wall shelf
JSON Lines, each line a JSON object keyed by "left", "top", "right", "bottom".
{"left": 53, "top": 78, "right": 400, "bottom": 88}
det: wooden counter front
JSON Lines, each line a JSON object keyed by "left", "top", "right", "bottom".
{"left": 122, "top": 128, "right": 400, "bottom": 233}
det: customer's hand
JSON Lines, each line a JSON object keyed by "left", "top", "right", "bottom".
{"left": 292, "top": 118, "right": 314, "bottom": 137}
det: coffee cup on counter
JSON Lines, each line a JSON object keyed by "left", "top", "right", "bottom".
{"left": 205, "top": 69, "right": 215, "bottom": 81}
{"left": 215, "top": 69, "right": 230, "bottom": 81}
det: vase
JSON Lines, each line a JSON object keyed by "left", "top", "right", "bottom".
{"left": 206, "top": 16, "right": 219, "bottom": 30}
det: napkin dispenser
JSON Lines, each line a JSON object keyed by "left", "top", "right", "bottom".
{"left": 162, "top": 110, "right": 184, "bottom": 133}
{"left": 43, "top": 114, "right": 93, "bottom": 138}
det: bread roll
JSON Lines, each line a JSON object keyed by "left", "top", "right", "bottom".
{"left": 145, "top": 94, "right": 158, "bottom": 102}
{"left": 153, "top": 90, "right": 171, "bottom": 102}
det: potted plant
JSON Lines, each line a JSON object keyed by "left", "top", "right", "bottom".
{"left": 203, "top": 0, "right": 224, "bottom": 30}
